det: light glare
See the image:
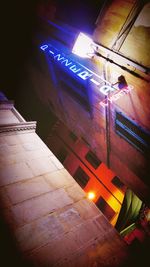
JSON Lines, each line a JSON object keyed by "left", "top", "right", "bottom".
{"left": 87, "top": 191, "right": 96, "bottom": 200}
{"left": 72, "top": 32, "right": 95, "bottom": 58}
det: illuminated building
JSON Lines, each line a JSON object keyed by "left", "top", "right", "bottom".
{"left": 46, "top": 120, "right": 127, "bottom": 227}
{"left": 29, "top": 0, "right": 150, "bottom": 233}
{"left": 1, "top": 0, "right": 150, "bottom": 266}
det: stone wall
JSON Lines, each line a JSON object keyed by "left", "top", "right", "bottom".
{"left": 0, "top": 96, "right": 130, "bottom": 266}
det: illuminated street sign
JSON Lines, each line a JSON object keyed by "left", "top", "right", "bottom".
{"left": 40, "top": 44, "right": 96, "bottom": 83}
{"left": 40, "top": 43, "right": 133, "bottom": 107}
{"left": 100, "top": 85, "right": 133, "bottom": 107}
{"left": 40, "top": 43, "right": 110, "bottom": 86}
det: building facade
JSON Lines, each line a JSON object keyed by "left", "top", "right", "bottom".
{"left": 29, "top": 0, "right": 150, "bottom": 207}
{"left": 46, "top": 120, "right": 127, "bottom": 227}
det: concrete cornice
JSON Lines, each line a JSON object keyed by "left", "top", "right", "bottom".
{"left": 0, "top": 100, "right": 14, "bottom": 110}
{"left": 0, "top": 121, "right": 37, "bottom": 135}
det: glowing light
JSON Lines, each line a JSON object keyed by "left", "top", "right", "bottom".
{"left": 99, "top": 85, "right": 133, "bottom": 107}
{"left": 40, "top": 42, "right": 134, "bottom": 106}
{"left": 99, "top": 85, "right": 116, "bottom": 96}
{"left": 72, "top": 32, "right": 95, "bottom": 58}
{"left": 40, "top": 43, "right": 110, "bottom": 84}
{"left": 87, "top": 191, "right": 96, "bottom": 200}
{"left": 40, "top": 44, "right": 48, "bottom": 51}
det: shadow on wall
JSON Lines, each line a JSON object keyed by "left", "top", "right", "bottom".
{"left": 0, "top": 1, "right": 38, "bottom": 97}
{"left": 0, "top": 209, "right": 33, "bottom": 267}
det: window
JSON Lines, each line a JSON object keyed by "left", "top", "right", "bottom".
{"left": 85, "top": 151, "right": 101, "bottom": 169}
{"left": 60, "top": 79, "right": 91, "bottom": 111}
{"left": 96, "top": 197, "right": 115, "bottom": 221}
{"left": 115, "top": 111, "right": 150, "bottom": 154}
{"left": 69, "top": 131, "right": 78, "bottom": 142}
{"left": 57, "top": 147, "right": 68, "bottom": 163}
{"left": 119, "top": 3, "right": 150, "bottom": 68}
{"left": 112, "top": 176, "right": 126, "bottom": 193}
{"left": 81, "top": 137, "right": 90, "bottom": 147}
{"left": 57, "top": 66, "right": 91, "bottom": 112}
{"left": 73, "top": 167, "right": 90, "bottom": 188}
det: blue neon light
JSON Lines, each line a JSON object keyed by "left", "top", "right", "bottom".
{"left": 40, "top": 44, "right": 100, "bottom": 82}
{"left": 40, "top": 44, "right": 94, "bottom": 83}
{"left": 40, "top": 43, "right": 118, "bottom": 96}
{"left": 40, "top": 43, "right": 133, "bottom": 109}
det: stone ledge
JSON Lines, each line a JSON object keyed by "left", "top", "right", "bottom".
{"left": 0, "top": 121, "right": 37, "bottom": 135}
{"left": 0, "top": 100, "right": 14, "bottom": 109}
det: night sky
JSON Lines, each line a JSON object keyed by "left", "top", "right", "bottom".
{"left": 0, "top": 0, "right": 101, "bottom": 98}
{"left": 0, "top": 1, "right": 37, "bottom": 97}
{"left": 0, "top": 0, "right": 103, "bottom": 139}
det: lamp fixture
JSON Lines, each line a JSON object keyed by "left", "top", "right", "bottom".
{"left": 72, "top": 32, "right": 96, "bottom": 58}
{"left": 72, "top": 32, "right": 148, "bottom": 76}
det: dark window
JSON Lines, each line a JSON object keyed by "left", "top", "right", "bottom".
{"left": 69, "top": 131, "right": 78, "bottom": 142}
{"left": 85, "top": 151, "right": 101, "bottom": 169}
{"left": 60, "top": 79, "right": 91, "bottom": 111}
{"left": 115, "top": 111, "right": 150, "bottom": 154}
{"left": 112, "top": 176, "right": 126, "bottom": 193}
{"left": 81, "top": 137, "right": 90, "bottom": 147}
{"left": 96, "top": 197, "right": 116, "bottom": 221}
{"left": 73, "top": 167, "right": 90, "bottom": 188}
{"left": 57, "top": 147, "right": 68, "bottom": 163}
{"left": 57, "top": 65, "right": 91, "bottom": 112}
{"left": 54, "top": 61, "right": 92, "bottom": 112}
